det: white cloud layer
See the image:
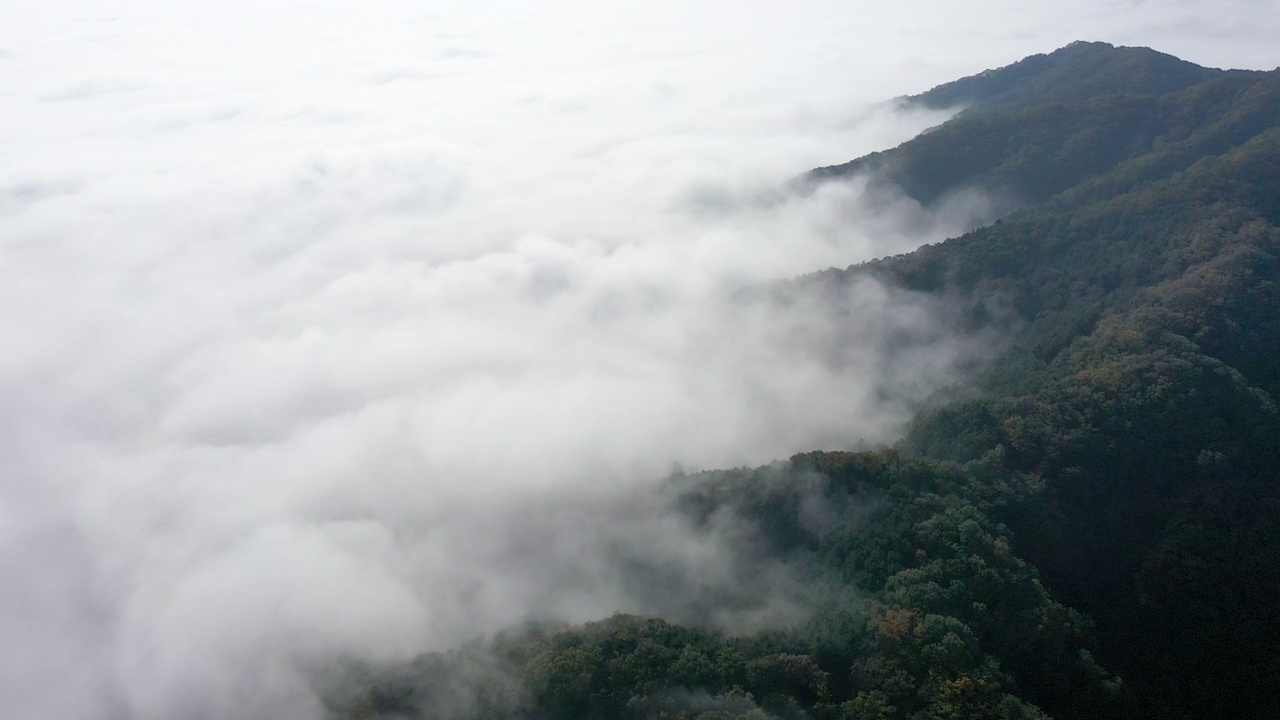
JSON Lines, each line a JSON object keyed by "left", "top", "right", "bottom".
{"left": 1, "top": 1, "right": 1278, "bottom": 718}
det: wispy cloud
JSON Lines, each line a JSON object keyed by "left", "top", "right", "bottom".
{"left": 1, "top": 1, "right": 1276, "bottom": 718}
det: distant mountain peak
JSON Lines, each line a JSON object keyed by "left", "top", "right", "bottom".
{"left": 1061, "top": 39, "right": 1112, "bottom": 49}
{"left": 804, "top": 43, "right": 1279, "bottom": 226}
{"left": 908, "top": 41, "right": 1236, "bottom": 113}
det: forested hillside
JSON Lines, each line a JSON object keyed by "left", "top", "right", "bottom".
{"left": 326, "top": 43, "right": 1280, "bottom": 720}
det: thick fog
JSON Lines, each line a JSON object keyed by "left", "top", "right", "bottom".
{"left": 2, "top": 1, "right": 1278, "bottom": 719}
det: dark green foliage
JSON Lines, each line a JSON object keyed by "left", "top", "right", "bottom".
{"left": 323, "top": 453, "right": 1121, "bottom": 720}
{"left": 870, "top": 48, "right": 1280, "bottom": 720}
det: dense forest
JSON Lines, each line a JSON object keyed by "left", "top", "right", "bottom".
{"left": 324, "top": 42, "right": 1280, "bottom": 720}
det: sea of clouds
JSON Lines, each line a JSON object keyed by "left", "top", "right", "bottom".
{"left": 2, "top": 1, "right": 1277, "bottom": 718}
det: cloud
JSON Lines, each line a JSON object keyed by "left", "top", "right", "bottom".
{"left": 1, "top": 1, "right": 1277, "bottom": 719}
{"left": 0, "top": 175, "right": 85, "bottom": 216}
{"left": 40, "top": 77, "right": 150, "bottom": 102}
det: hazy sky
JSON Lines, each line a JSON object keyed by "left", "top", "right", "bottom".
{"left": 2, "top": 2, "right": 1278, "bottom": 719}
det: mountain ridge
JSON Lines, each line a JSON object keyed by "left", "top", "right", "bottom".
{"left": 804, "top": 42, "right": 1279, "bottom": 215}
{"left": 906, "top": 40, "right": 1257, "bottom": 113}
{"left": 328, "top": 43, "right": 1280, "bottom": 720}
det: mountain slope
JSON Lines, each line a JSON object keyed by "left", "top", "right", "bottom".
{"left": 832, "top": 47, "right": 1280, "bottom": 720}
{"left": 805, "top": 44, "right": 1278, "bottom": 212}
{"left": 328, "top": 44, "right": 1280, "bottom": 720}
{"left": 907, "top": 41, "right": 1240, "bottom": 112}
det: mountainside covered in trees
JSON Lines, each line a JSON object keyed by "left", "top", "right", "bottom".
{"left": 327, "top": 43, "right": 1280, "bottom": 720}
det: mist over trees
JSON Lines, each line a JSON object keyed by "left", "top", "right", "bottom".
{"left": 329, "top": 42, "right": 1280, "bottom": 720}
